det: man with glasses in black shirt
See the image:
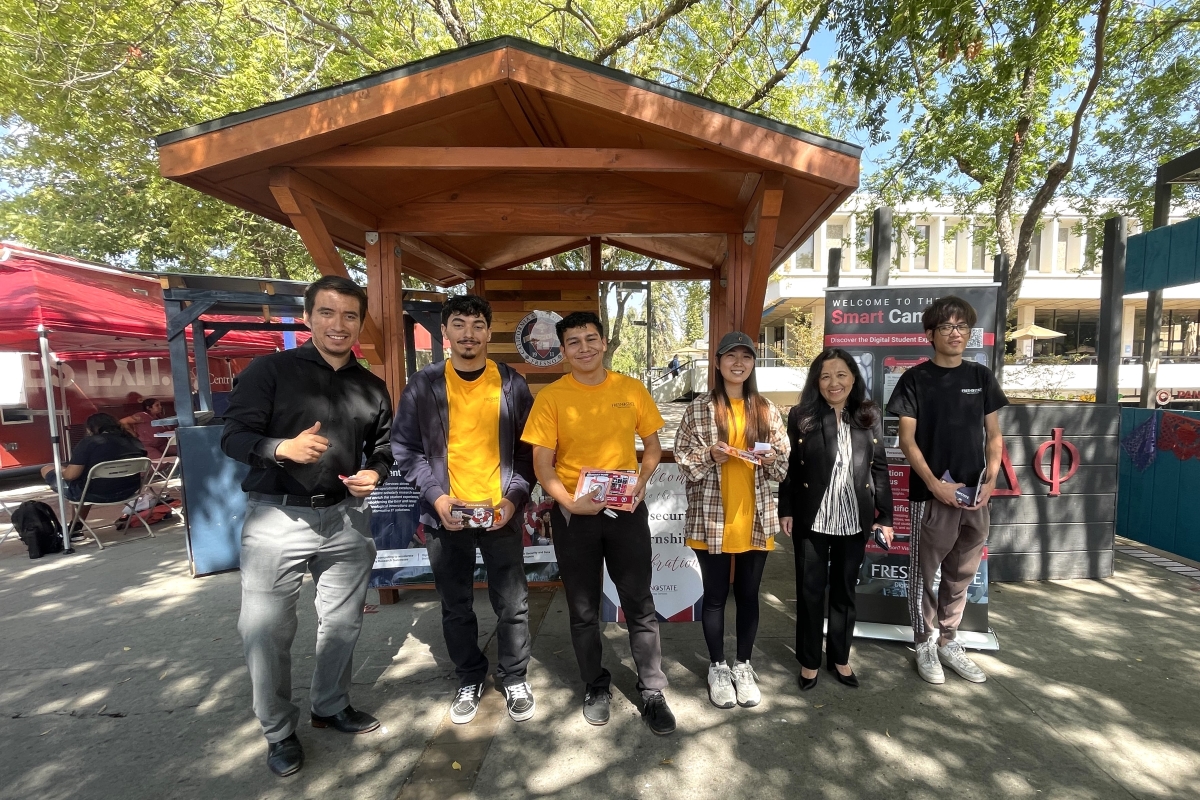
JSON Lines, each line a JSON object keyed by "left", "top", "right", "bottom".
{"left": 885, "top": 296, "right": 1007, "bottom": 686}
{"left": 222, "top": 275, "right": 393, "bottom": 777}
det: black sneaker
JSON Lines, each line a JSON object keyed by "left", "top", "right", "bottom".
{"left": 450, "top": 682, "right": 485, "bottom": 724}
{"left": 502, "top": 681, "right": 536, "bottom": 722}
{"left": 641, "top": 691, "right": 676, "bottom": 735}
{"left": 582, "top": 688, "right": 611, "bottom": 726}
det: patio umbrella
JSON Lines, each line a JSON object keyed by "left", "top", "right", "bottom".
{"left": 1009, "top": 324, "right": 1066, "bottom": 340}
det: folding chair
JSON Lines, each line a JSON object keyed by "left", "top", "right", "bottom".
{"left": 147, "top": 434, "right": 179, "bottom": 497}
{"left": 0, "top": 499, "right": 14, "bottom": 548}
{"left": 67, "top": 457, "right": 153, "bottom": 550}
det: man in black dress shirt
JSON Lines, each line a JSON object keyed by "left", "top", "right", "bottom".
{"left": 222, "top": 275, "right": 393, "bottom": 778}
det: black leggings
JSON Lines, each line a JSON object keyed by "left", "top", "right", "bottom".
{"left": 693, "top": 548, "right": 769, "bottom": 663}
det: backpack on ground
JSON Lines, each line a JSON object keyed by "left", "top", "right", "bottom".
{"left": 12, "top": 500, "right": 65, "bottom": 559}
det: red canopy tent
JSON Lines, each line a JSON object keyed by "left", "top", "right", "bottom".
{"left": 0, "top": 242, "right": 284, "bottom": 359}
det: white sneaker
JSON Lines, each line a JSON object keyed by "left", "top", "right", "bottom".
{"left": 916, "top": 639, "right": 945, "bottom": 684}
{"left": 730, "top": 661, "right": 761, "bottom": 707}
{"left": 707, "top": 662, "right": 736, "bottom": 708}
{"left": 938, "top": 640, "right": 987, "bottom": 683}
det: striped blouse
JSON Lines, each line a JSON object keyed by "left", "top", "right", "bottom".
{"left": 811, "top": 414, "right": 859, "bottom": 536}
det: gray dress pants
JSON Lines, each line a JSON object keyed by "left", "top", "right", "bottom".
{"left": 238, "top": 497, "right": 376, "bottom": 742}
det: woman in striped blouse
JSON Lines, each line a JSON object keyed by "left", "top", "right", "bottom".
{"left": 779, "top": 348, "right": 893, "bottom": 691}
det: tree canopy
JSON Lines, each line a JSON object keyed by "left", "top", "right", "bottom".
{"left": 0, "top": 0, "right": 844, "bottom": 275}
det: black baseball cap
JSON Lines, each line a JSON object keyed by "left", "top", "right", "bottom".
{"left": 716, "top": 331, "right": 758, "bottom": 359}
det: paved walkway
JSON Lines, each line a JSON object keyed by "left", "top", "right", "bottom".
{"left": 1, "top": 499, "right": 1198, "bottom": 799}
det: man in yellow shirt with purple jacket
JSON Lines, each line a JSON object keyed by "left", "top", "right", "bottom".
{"left": 392, "top": 295, "right": 536, "bottom": 725}
{"left": 521, "top": 311, "right": 676, "bottom": 735}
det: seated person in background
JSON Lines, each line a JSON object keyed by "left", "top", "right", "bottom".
{"left": 121, "top": 398, "right": 171, "bottom": 458}
{"left": 41, "top": 413, "right": 146, "bottom": 529}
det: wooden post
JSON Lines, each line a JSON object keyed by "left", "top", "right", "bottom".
{"left": 365, "top": 233, "right": 407, "bottom": 404}
{"left": 1097, "top": 216, "right": 1126, "bottom": 405}
{"left": 1141, "top": 181, "right": 1173, "bottom": 408}
{"left": 871, "top": 207, "right": 892, "bottom": 285}
{"left": 740, "top": 172, "right": 784, "bottom": 335}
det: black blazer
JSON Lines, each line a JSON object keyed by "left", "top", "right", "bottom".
{"left": 778, "top": 405, "right": 893, "bottom": 536}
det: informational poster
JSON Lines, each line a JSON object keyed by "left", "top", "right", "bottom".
{"left": 601, "top": 464, "right": 704, "bottom": 623}
{"left": 824, "top": 284, "right": 1000, "bottom": 646}
{"left": 368, "top": 465, "right": 560, "bottom": 588}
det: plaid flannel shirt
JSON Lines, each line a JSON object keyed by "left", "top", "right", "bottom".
{"left": 674, "top": 393, "right": 790, "bottom": 552}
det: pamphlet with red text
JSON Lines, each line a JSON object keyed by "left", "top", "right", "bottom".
{"left": 574, "top": 469, "right": 639, "bottom": 512}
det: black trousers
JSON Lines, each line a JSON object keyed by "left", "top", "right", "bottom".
{"left": 795, "top": 530, "right": 866, "bottom": 670}
{"left": 551, "top": 502, "right": 667, "bottom": 700}
{"left": 693, "top": 548, "right": 769, "bottom": 663}
{"left": 425, "top": 525, "right": 531, "bottom": 687}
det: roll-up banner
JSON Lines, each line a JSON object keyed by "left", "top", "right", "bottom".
{"left": 825, "top": 284, "right": 1001, "bottom": 650}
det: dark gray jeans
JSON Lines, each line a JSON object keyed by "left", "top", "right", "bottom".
{"left": 237, "top": 497, "right": 375, "bottom": 743}
{"left": 425, "top": 524, "right": 531, "bottom": 688}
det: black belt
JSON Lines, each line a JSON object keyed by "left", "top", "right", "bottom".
{"left": 248, "top": 489, "right": 348, "bottom": 509}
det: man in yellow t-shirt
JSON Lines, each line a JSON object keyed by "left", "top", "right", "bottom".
{"left": 521, "top": 311, "right": 675, "bottom": 735}
{"left": 391, "top": 295, "right": 536, "bottom": 725}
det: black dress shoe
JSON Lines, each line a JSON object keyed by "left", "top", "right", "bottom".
{"left": 311, "top": 705, "right": 380, "bottom": 734}
{"left": 827, "top": 664, "right": 859, "bottom": 688}
{"left": 267, "top": 733, "right": 304, "bottom": 777}
{"left": 798, "top": 671, "right": 819, "bottom": 691}
{"left": 641, "top": 691, "right": 676, "bottom": 735}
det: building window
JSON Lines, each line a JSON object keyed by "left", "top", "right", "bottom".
{"left": 795, "top": 235, "right": 815, "bottom": 270}
{"left": 826, "top": 224, "right": 844, "bottom": 246}
{"left": 1057, "top": 227, "right": 1069, "bottom": 271}
{"left": 943, "top": 229, "right": 958, "bottom": 271}
{"left": 858, "top": 225, "right": 872, "bottom": 268}
{"left": 1028, "top": 233, "right": 1042, "bottom": 272}
{"left": 1033, "top": 310, "right": 1100, "bottom": 358}
{"left": 914, "top": 225, "right": 930, "bottom": 270}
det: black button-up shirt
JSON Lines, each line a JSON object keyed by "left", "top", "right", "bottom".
{"left": 221, "top": 341, "right": 394, "bottom": 495}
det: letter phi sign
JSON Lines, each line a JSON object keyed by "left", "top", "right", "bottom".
{"left": 1033, "top": 428, "right": 1080, "bottom": 497}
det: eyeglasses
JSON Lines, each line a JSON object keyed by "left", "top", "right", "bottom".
{"left": 935, "top": 323, "right": 971, "bottom": 335}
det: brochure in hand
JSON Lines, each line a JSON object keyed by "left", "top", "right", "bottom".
{"left": 449, "top": 500, "right": 496, "bottom": 529}
{"left": 715, "top": 441, "right": 773, "bottom": 466}
{"left": 942, "top": 469, "right": 987, "bottom": 507}
{"left": 574, "top": 469, "right": 640, "bottom": 512}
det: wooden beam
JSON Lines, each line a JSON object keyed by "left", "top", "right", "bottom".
{"left": 488, "top": 240, "right": 591, "bottom": 271}
{"left": 590, "top": 238, "right": 602, "bottom": 276}
{"left": 365, "top": 233, "right": 406, "bottom": 401}
{"left": 379, "top": 203, "right": 741, "bottom": 235}
{"left": 268, "top": 182, "right": 384, "bottom": 363}
{"left": 515, "top": 84, "right": 566, "bottom": 147}
{"left": 740, "top": 172, "right": 785, "bottom": 334}
{"left": 486, "top": 268, "right": 711, "bottom": 281}
{"left": 494, "top": 82, "right": 544, "bottom": 147}
{"left": 604, "top": 238, "right": 716, "bottom": 271}
{"left": 394, "top": 235, "right": 472, "bottom": 281}
{"left": 290, "top": 147, "right": 753, "bottom": 172}
{"left": 269, "top": 167, "right": 378, "bottom": 231}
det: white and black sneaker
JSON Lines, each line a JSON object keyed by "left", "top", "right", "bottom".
{"left": 502, "top": 681, "right": 536, "bottom": 721}
{"left": 449, "top": 682, "right": 485, "bottom": 724}
{"left": 915, "top": 639, "right": 946, "bottom": 685}
{"left": 938, "top": 640, "right": 987, "bottom": 683}
{"left": 707, "top": 662, "right": 736, "bottom": 709}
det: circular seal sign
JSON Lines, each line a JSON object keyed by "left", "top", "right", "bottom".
{"left": 1156, "top": 388, "right": 1172, "bottom": 406}
{"left": 515, "top": 311, "right": 564, "bottom": 368}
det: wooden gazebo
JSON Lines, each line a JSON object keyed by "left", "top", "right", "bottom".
{"left": 156, "top": 37, "right": 860, "bottom": 400}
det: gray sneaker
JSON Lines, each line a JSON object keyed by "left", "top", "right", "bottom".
{"left": 730, "top": 661, "right": 761, "bottom": 707}
{"left": 916, "top": 639, "right": 945, "bottom": 685}
{"left": 707, "top": 662, "right": 736, "bottom": 709}
{"left": 938, "top": 640, "right": 987, "bottom": 683}
{"left": 583, "top": 688, "right": 611, "bottom": 726}
{"left": 502, "top": 681, "right": 536, "bottom": 721}
{"left": 449, "top": 682, "right": 485, "bottom": 724}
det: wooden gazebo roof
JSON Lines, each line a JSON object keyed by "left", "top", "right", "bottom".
{"left": 156, "top": 37, "right": 860, "bottom": 392}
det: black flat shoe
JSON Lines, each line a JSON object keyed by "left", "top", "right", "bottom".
{"left": 827, "top": 664, "right": 859, "bottom": 688}
{"left": 267, "top": 733, "right": 304, "bottom": 777}
{"left": 311, "top": 704, "right": 380, "bottom": 734}
{"left": 798, "top": 671, "right": 819, "bottom": 691}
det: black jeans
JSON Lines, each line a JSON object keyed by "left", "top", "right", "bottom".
{"left": 693, "top": 548, "right": 769, "bottom": 663}
{"left": 551, "top": 502, "right": 667, "bottom": 700}
{"left": 425, "top": 524, "right": 530, "bottom": 688}
{"left": 795, "top": 530, "right": 866, "bottom": 670}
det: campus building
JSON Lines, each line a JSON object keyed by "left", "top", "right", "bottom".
{"left": 759, "top": 195, "right": 1200, "bottom": 402}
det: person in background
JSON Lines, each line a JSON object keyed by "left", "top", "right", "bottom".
{"left": 667, "top": 354, "right": 681, "bottom": 377}
{"left": 886, "top": 296, "right": 1006, "bottom": 685}
{"left": 674, "top": 331, "right": 789, "bottom": 709}
{"left": 41, "top": 412, "right": 146, "bottom": 532}
{"left": 780, "top": 349, "right": 893, "bottom": 691}
{"left": 521, "top": 311, "right": 675, "bottom": 735}
{"left": 121, "top": 398, "right": 170, "bottom": 458}
{"left": 391, "top": 294, "right": 537, "bottom": 726}
{"left": 221, "top": 275, "right": 393, "bottom": 778}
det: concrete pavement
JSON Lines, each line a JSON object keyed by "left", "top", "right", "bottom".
{"left": 1, "top": 507, "right": 1198, "bottom": 799}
